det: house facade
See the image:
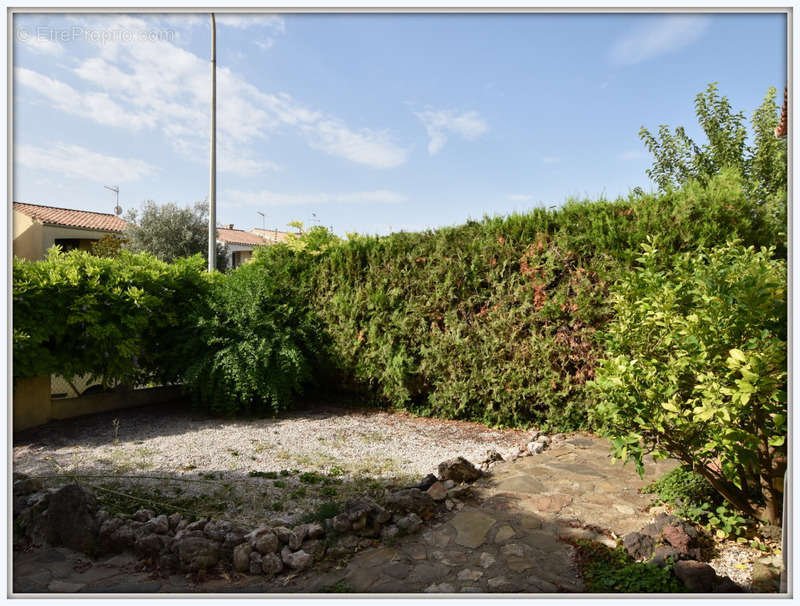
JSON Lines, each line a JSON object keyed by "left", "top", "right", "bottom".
{"left": 216, "top": 225, "right": 269, "bottom": 269}
{"left": 13, "top": 201, "right": 128, "bottom": 261}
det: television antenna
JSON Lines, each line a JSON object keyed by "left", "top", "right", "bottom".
{"left": 257, "top": 211, "right": 265, "bottom": 230}
{"left": 311, "top": 212, "right": 320, "bottom": 226}
{"left": 104, "top": 185, "right": 122, "bottom": 215}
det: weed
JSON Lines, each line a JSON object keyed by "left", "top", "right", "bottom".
{"left": 273, "top": 480, "right": 286, "bottom": 488}
{"left": 248, "top": 471, "right": 278, "bottom": 479}
{"left": 299, "top": 471, "right": 323, "bottom": 484}
{"left": 290, "top": 487, "right": 307, "bottom": 499}
{"left": 572, "top": 539, "right": 686, "bottom": 593}
{"left": 321, "top": 579, "right": 353, "bottom": 593}
{"left": 299, "top": 501, "right": 342, "bottom": 524}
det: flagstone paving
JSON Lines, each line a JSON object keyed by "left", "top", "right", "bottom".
{"left": 13, "top": 434, "right": 676, "bottom": 594}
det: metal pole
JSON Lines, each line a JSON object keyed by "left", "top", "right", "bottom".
{"left": 208, "top": 12, "right": 217, "bottom": 272}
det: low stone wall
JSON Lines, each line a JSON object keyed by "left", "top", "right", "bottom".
{"left": 12, "top": 456, "right": 490, "bottom": 583}
{"left": 13, "top": 381, "right": 183, "bottom": 432}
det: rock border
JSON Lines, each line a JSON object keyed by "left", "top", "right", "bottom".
{"left": 13, "top": 456, "right": 491, "bottom": 583}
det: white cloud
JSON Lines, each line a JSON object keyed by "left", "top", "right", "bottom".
{"left": 16, "top": 143, "right": 157, "bottom": 183}
{"left": 255, "top": 39, "right": 275, "bottom": 51}
{"left": 216, "top": 14, "right": 285, "bottom": 33}
{"left": 610, "top": 15, "right": 711, "bottom": 66}
{"left": 415, "top": 108, "right": 487, "bottom": 155}
{"left": 16, "top": 17, "right": 407, "bottom": 171}
{"left": 15, "top": 67, "right": 156, "bottom": 130}
{"left": 508, "top": 194, "right": 533, "bottom": 202}
{"left": 219, "top": 145, "right": 282, "bottom": 176}
{"left": 302, "top": 120, "right": 408, "bottom": 169}
{"left": 16, "top": 32, "right": 63, "bottom": 55}
{"left": 227, "top": 189, "right": 407, "bottom": 207}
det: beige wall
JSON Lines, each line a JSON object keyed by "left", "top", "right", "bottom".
{"left": 13, "top": 376, "right": 52, "bottom": 431}
{"left": 13, "top": 210, "right": 118, "bottom": 261}
{"left": 236, "top": 250, "right": 254, "bottom": 266}
{"left": 13, "top": 380, "right": 183, "bottom": 432}
{"left": 12, "top": 211, "right": 44, "bottom": 261}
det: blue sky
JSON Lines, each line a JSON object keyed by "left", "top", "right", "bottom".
{"left": 12, "top": 12, "right": 786, "bottom": 236}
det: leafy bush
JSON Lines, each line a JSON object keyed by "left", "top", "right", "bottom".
{"left": 643, "top": 467, "right": 751, "bottom": 539}
{"left": 181, "top": 244, "right": 329, "bottom": 415}
{"left": 590, "top": 240, "right": 786, "bottom": 524}
{"left": 13, "top": 248, "right": 209, "bottom": 386}
{"left": 573, "top": 539, "right": 686, "bottom": 593}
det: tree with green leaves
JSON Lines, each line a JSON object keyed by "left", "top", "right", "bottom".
{"left": 123, "top": 200, "right": 228, "bottom": 270}
{"left": 639, "top": 83, "right": 786, "bottom": 240}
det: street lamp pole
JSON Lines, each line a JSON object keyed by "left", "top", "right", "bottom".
{"left": 208, "top": 12, "right": 217, "bottom": 272}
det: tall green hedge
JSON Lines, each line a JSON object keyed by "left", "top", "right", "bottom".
{"left": 13, "top": 170, "right": 785, "bottom": 430}
{"left": 254, "top": 170, "right": 783, "bottom": 429}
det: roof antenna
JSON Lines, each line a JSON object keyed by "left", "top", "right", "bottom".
{"left": 104, "top": 185, "right": 122, "bottom": 215}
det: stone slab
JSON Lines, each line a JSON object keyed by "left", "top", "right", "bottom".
{"left": 450, "top": 510, "right": 496, "bottom": 549}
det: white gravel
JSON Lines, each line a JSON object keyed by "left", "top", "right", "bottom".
{"left": 13, "top": 403, "right": 524, "bottom": 526}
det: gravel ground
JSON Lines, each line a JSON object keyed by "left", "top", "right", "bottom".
{"left": 13, "top": 401, "right": 526, "bottom": 527}
{"left": 707, "top": 539, "right": 782, "bottom": 591}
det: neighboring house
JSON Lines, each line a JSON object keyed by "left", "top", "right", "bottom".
{"left": 250, "top": 227, "right": 294, "bottom": 245}
{"left": 216, "top": 224, "right": 269, "bottom": 269}
{"left": 13, "top": 201, "right": 127, "bottom": 261}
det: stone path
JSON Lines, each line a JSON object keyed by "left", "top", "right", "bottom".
{"left": 13, "top": 434, "right": 676, "bottom": 594}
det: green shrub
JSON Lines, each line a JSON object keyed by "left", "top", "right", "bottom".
{"left": 13, "top": 248, "right": 208, "bottom": 385}
{"left": 181, "top": 246, "right": 329, "bottom": 415}
{"left": 589, "top": 240, "right": 786, "bottom": 524}
{"left": 644, "top": 467, "right": 751, "bottom": 539}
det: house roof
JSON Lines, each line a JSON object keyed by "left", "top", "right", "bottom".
{"left": 217, "top": 227, "right": 268, "bottom": 247}
{"left": 14, "top": 201, "right": 128, "bottom": 233}
{"left": 250, "top": 228, "right": 294, "bottom": 244}
{"left": 775, "top": 86, "right": 788, "bottom": 138}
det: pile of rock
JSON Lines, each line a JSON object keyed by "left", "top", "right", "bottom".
{"left": 506, "top": 430, "right": 564, "bottom": 461}
{"left": 478, "top": 449, "right": 505, "bottom": 473}
{"left": 420, "top": 456, "right": 485, "bottom": 511}
{"left": 622, "top": 513, "right": 741, "bottom": 592}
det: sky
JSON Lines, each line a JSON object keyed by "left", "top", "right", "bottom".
{"left": 12, "top": 12, "right": 787, "bottom": 237}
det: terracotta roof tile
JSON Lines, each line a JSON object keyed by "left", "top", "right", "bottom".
{"left": 217, "top": 228, "right": 268, "bottom": 247}
{"left": 250, "top": 228, "right": 294, "bottom": 244}
{"left": 13, "top": 202, "right": 128, "bottom": 232}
